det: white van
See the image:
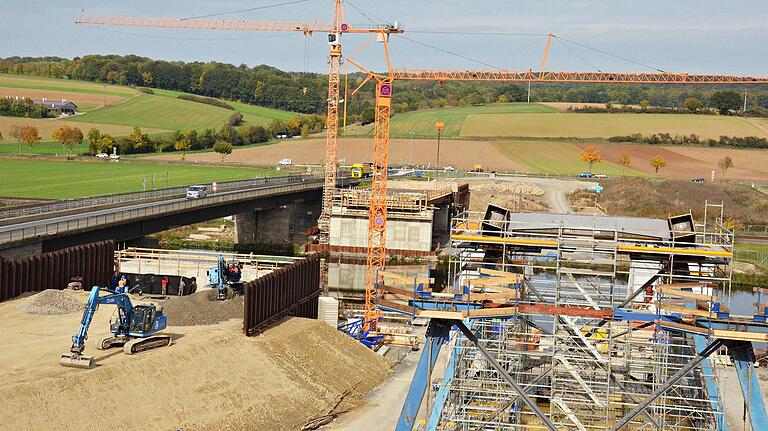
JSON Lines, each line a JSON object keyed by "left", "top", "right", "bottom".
{"left": 278, "top": 159, "right": 293, "bottom": 166}
{"left": 186, "top": 185, "right": 208, "bottom": 199}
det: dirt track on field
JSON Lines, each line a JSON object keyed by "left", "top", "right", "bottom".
{"left": 0, "top": 290, "right": 391, "bottom": 431}
{"left": 148, "top": 137, "right": 531, "bottom": 172}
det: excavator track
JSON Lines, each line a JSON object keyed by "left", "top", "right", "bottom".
{"left": 123, "top": 335, "right": 172, "bottom": 355}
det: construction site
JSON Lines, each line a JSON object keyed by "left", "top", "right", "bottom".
{"left": 1, "top": 2, "right": 768, "bottom": 431}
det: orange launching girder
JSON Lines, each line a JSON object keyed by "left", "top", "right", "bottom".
{"left": 389, "top": 68, "right": 768, "bottom": 84}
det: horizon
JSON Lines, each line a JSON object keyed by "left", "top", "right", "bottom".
{"left": 0, "top": 1, "right": 766, "bottom": 76}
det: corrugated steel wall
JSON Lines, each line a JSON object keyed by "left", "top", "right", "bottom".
{"left": 0, "top": 241, "right": 114, "bottom": 302}
{"left": 243, "top": 255, "right": 320, "bottom": 336}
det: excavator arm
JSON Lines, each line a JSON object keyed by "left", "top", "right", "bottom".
{"left": 61, "top": 286, "right": 133, "bottom": 368}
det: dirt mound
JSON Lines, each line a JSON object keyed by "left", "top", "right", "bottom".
{"left": 468, "top": 179, "right": 548, "bottom": 212}
{"left": 162, "top": 289, "right": 243, "bottom": 326}
{"left": 0, "top": 317, "right": 392, "bottom": 431}
{"left": 19, "top": 289, "right": 85, "bottom": 315}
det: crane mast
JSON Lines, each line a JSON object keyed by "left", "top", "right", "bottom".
{"left": 75, "top": 3, "right": 403, "bottom": 243}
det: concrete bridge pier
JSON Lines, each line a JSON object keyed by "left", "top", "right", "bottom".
{"left": 234, "top": 198, "right": 321, "bottom": 246}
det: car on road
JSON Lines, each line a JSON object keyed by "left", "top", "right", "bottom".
{"left": 691, "top": 177, "right": 705, "bottom": 183}
{"left": 95, "top": 153, "right": 109, "bottom": 159}
{"left": 278, "top": 159, "right": 293, "bottom": 166}
{"left": 577, "top": 172, "right": 593, "bottom": 178}
{"left": 109, "top": 154, "right": 120, "bottom": 161}
{"left": 594, "top": 174, "right": 607, "bottom": 179}
{"left": 444, "top": 166, "right": 456, "bottom": 172}
{"left": 186, "top": 185, "right": 208, "bottom": 199}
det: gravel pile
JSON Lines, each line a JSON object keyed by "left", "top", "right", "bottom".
{"left": 162, "top": 289, "right": 243, "bottom": 326}
{"left": 20, "top": 289, "right": 85, "bottom": 315}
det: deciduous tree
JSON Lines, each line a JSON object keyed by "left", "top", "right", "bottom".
{"left": 717, "top": 156, "right": 734, "bottom": 179}
{"left": 650, "top": 155, "right": 667, "bottom": 173}
{"left": 87, "top": 128, "right": 102, "bottom": 155}
{"left": 682, "top": 97, "right": 703, "bottom": 113}
{"left": 580, "top": 146, "right": 603, "bottom": 174}
{"left": 213, "top": 141, "right": 234, "bottom": 161}
{"left": 618, "top": 153, "right": 631, "bottom": 174}
{"left": 52, "top": 126, "right": 84, "bottom": 156}
{"left": 19, "top": 125, "right": 41, "bottom": 157}
{"left": 710, "top": 91, "right": 741, "bottom": 115}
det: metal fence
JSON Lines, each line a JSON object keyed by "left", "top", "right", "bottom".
{"left": 0, "top": 178, "right": 326, "bottom": 245}
{"left": 243, "top": 255, "right": 320, "bottom": 336}
{"left": 0, "top": 174, "right": 318, "bottom": 222}
{"left": 0, "top": 240, "right": 114, "bottom": 302}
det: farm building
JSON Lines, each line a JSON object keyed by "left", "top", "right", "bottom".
{"left": 32, "top": 99, "right": 77, "bottom": 115}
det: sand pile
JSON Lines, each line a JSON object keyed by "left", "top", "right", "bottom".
{"left": 19, "top": 289, "right": 85, "bottom": 315}
{"left": 162, "top": 289, "right": 243, "bottom": 326}
{"left": 0, "top": 317, "right": 392, "bottom": 431}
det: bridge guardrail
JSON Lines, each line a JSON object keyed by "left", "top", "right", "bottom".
{"left": 0, "top": 174, "right": 320, "bottom": 222}
{"left": 0, "top": 178, "right": 329, "bottom": 245}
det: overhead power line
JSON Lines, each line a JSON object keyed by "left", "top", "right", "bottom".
{"left": 181, "top": 0, "right": 313, "bottom": 21}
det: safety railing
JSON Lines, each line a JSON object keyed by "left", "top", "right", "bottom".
{"left": 0, "top": 178, "right": 325, "bottom": 245}
{"left": 0, "top": 174, "right": 319, "bottom": 222}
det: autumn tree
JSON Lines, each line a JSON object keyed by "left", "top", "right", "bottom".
{"left": 213, "top": 141, "right": 234, "bottom": 161}
{"left": 52, "top": 125, "right": 84, "bottom": 156}
{"left": 650, "top": 155, "right": 667, "bottom": 173}
{"left": 19, "top": 125, "right": 41, "bottom": 157}
{"left": 717, "top": 156, "right": 734, "bottom": 179}
{"left": 99, "top": 135, "right": 116, "bottom": 154}
{"left": 618, "top": 153, "right": 631, "bottom": 174}
{"left": 175, "top": 132, "right": 192, "bottom": 160}
{"left": 87, "top": 128, "right": 102, "bottom": 155}
{"left": 580, "top": 146, "right": 604, "bottom": 174}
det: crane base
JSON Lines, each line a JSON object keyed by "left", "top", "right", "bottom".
{"left": 60, "top": 354, "right": 94, "bottom": 369}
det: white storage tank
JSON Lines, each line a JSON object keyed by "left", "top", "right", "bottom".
{"left": 317, "top": 296, "right": 339, "bottom": 328}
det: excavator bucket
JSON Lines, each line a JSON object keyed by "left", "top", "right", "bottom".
{"left": 60, "top": 353, "right": 94, "bottom": 369}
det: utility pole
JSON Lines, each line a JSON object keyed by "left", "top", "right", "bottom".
{"left": 435, "top": 121, "right": 444, "bottom": 167}
{"left": 408, "top": 131, "right": 414, "bottom": 165}
{"left": 527, "top": 80, "right": 532, "bottom": 103}
{"left": 744, "top": 92, "right": 748, "bottom": 114}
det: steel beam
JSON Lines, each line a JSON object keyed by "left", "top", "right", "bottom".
{"left": 610, "top": 338, "right": 724, "bottom": 431}
{"left": 454, "top": 320, "right": 558, "bottom": 431}
{"left": 396, "top": 319, "right": 451, "bottom": 431}
{"left": 731, "top": 340, "right": 768, "bottom": 430}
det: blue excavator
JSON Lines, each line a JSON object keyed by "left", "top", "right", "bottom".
{"left": 208, "top": 255, "right": 244, "bottom": 300}
{"left": 60, "top": 286, "right": 172, "bottom": 369}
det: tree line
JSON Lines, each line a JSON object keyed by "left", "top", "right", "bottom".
{"left": 2, "top": 55, "right": 767, "bottom": 121}
{"left": 608, "top": 133, "right": 768, "bottom": 149}
{"left": 0, "top": 97, "right": 54, "bottom": 118}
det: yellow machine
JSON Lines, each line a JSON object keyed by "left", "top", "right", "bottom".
{"left": 351, "top": 163, "right": 372, "bottom": 178}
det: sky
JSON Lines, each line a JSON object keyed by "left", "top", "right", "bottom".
{"left": 0, "top": 0, "right": 766, "bottom": 76}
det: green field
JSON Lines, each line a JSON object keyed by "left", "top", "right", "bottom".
{"left": 735, "top": 242, "right": 768, "bottom": 271}
{"left": 0, "top": 141, "right": 89, "bottom": 156}
{"left": 491, "top": 140, "right": 652, "bottom": 176}
{"left": 0, "top": 159, "right": 279, "bottom": 199}
{"left": 349, "top": 103, "right": 768, "bottom": 140}
{"left": 0, "top": 74, "right": 136, "bottom": 97}
{"left": 460, "top": 113, "right": 768, "bottom": 139}
{"left": 382, "top": 103, "right": 558, "bottom": 138}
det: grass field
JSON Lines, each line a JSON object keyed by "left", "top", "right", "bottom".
{"left": 0, "top": 74, "right": 137, "bottom": 112}
{"left": 491, "top": 140, "right": 652, "bottom": 176}
{"left": 735, "top": 243, "right": 768, "bottom": 271}
{"left": 71, "top": 90, "right": 300, "bottom": 132}
{"left": 459, "top": 113, "right": 768, "bottom": 139}
{"left": 0, "top": 159, "right": 279, "bottom": 199}
{"left": 352, "top": 104, "right": 557, "bottom": 138}
{"left": 0, "top": 141, "right": 88, "bottom": 156}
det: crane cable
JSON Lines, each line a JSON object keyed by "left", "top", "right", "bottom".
{"left": 180, "top": 0, "right": 314, "bottom": 20}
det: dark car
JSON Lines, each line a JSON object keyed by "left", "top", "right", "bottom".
{"left": 577, "top": 172, "right": 593, "bottom": 178}
{"left": 691, "top": 177, "right": 705, "bottom": 183}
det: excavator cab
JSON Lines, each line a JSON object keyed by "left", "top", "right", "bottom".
{"left": 128, "top": 304, "right": 166, "bottom": 336}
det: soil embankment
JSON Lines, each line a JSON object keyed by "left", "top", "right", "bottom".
{"left": 0, "top": 290, "right": 391, "bottom": 430}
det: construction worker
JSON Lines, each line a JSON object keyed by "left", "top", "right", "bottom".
{"left": 118, "top": 275, "right": 127, "bottom": 294}
{"left": 161, "top": 276, "right": 169, "bottom": 295}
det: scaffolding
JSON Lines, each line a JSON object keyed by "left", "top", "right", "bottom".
{"left": 437, "top": 208, "right": 734, "bottom": 430}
